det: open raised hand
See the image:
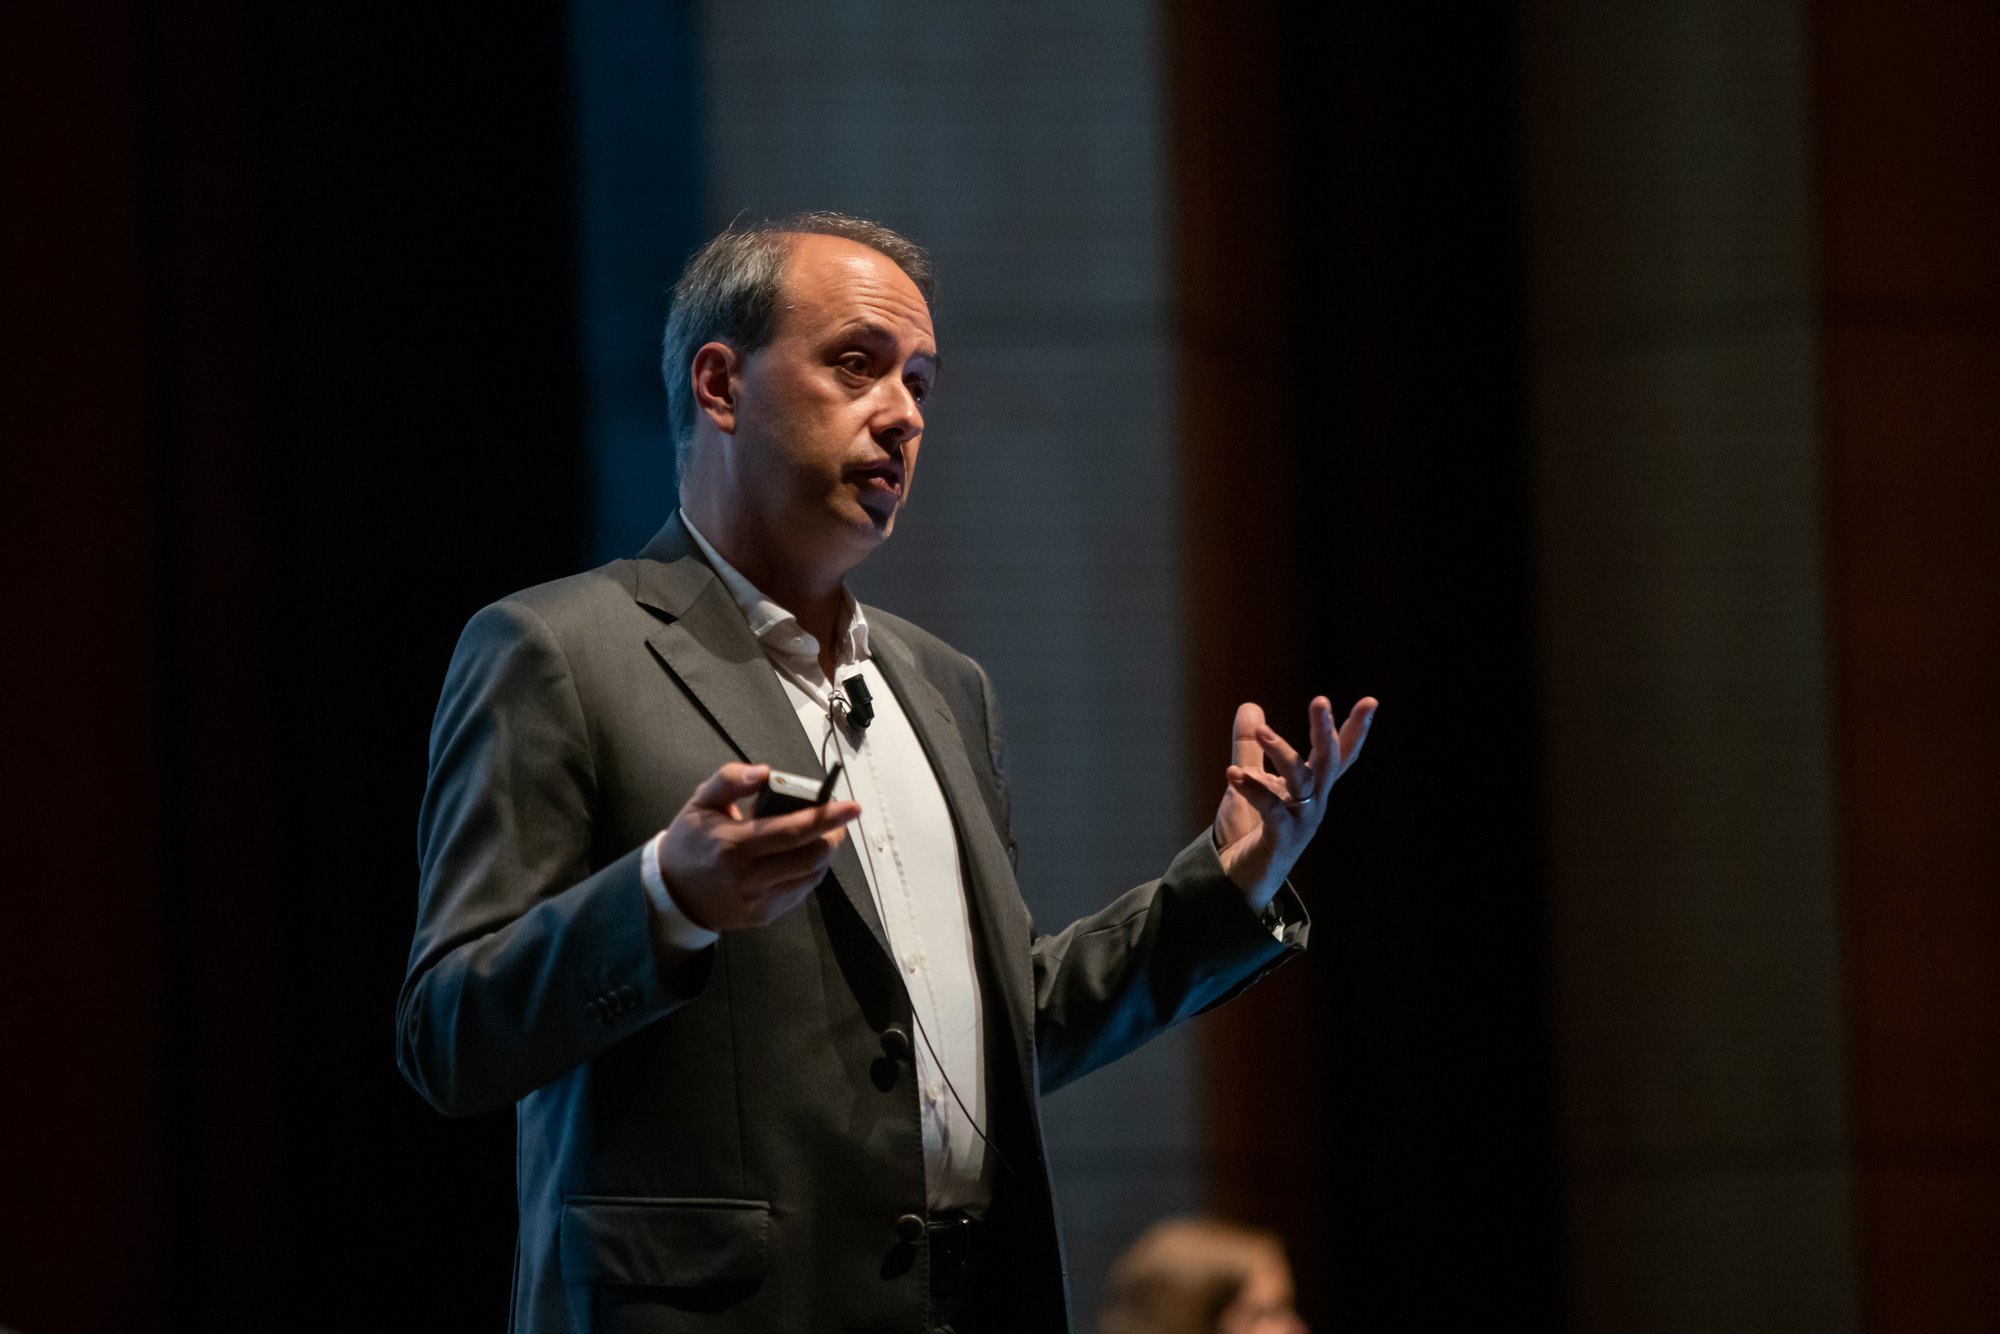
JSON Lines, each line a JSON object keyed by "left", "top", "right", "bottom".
{"left": 1214, "top": 696, "right": 1378, "bottom": 910}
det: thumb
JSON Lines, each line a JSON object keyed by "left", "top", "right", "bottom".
{"left": 689, "top": 762, "right": 770, "bottom": 813}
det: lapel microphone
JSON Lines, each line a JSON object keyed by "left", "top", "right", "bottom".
{"left": 839, "top": 673, "right": 875, "bottom": 731}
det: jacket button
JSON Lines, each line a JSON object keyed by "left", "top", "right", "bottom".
{"left": 617, "top": 984, "right": 639, "bottom": 1007}
{"left": 895, "top": 1212, "right": 925, "bottom": 1244}
{"left": 880, "top": 1025, "right": 912, "bottom": 1061}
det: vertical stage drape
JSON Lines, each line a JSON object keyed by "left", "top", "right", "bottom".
{"left": 3, "top": 3, "right": 587, "bottom": 1330}
{"left": 1167, "top": 1, "right": 1564, "bottom": 1326}
{"left": 1816, "top": 4, "right": 2000, "bottom": 1329}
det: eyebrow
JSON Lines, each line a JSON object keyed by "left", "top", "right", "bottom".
{"left": 837, "top": 321, "right": 942, "bottom": 374}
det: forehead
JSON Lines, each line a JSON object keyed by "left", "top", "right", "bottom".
{"left": 775, "top": 233, "right": 935, "bottom": 348}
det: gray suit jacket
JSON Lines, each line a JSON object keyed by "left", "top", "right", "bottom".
{"left": 397, "top": 515, "right": 1306, "bottom": 1332}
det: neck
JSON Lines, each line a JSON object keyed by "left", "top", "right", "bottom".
{"left": 682, "top": 497, "right": 851, "bottom": 668}
{"left": 750, "top": 562, "right": 846, "bottom": 659}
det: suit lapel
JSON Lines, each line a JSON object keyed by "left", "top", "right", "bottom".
{"left": 632, "top": 516, "right": 890, "bottom": 953}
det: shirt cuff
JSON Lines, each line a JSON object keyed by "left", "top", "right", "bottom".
{"left": 640, "top": 829, "right": 722, "bottom": 952}
{"left": 1206, "top": 823, "right": 1305, "bottom": 945}
{"left": 1260, "top": 884, "right": 1307, "bottom": 946}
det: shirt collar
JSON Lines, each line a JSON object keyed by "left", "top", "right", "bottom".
{"left": 678, "top": 508, "right": 870, "bottom": 674}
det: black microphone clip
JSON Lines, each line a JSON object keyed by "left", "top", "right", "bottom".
{"left": 839, "top": 672, "right": 875, "bottom": 731}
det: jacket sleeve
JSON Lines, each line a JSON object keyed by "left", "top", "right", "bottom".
{"left": 965, "top": 655, "right": 1307, "bottom": 1096}
{"left": 1028, "top": 834, "right": 1306, "bottom": 1095}
{"left": 396, "top": 599, "right": 710, "bottom": 1117}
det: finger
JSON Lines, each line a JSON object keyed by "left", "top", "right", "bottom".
{"left": 1255, "top": 722, "right": 1311, "bottom": 799}
{"left": 734, "top": 801, "right": 861, "bottom": 856}
{"left": 688, "top": 763, "right": 771, "bottom": 813}
{"left": 1225, "top": 764, "right": 1288, "bottom": 819}
{"left": 1333, "top": 697, "right": 1379, "bottom": 775}
{"left": 1304, "top": 696, "right": 1336, "bottom": 799}
{"left": 1231, "top": 702, "right": 1267, "bottom": 771}
{"left": 746, "top": 829, "right": 845, "bottom": 890}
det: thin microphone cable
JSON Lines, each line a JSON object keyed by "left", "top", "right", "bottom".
{"left": 817, "top": 709, "right": 1018, "bottom": 1185}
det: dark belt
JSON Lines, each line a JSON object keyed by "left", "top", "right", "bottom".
{"left": 926, "top": 1209, "right": 985, "bottom": 1314}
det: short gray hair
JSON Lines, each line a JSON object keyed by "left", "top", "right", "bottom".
{"left": 661, "top": 211, "right": 936, "bottom": 470}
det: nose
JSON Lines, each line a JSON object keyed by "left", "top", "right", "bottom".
{"left": 873, "top": 378, "right": 923, "bottom": 443}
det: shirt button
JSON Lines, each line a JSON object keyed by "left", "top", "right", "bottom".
{"left": 903, "top": 952, "right": 919, "bottom": 974}
{"left": 928, "top": 1083, "right": 942, "bottom": 1102}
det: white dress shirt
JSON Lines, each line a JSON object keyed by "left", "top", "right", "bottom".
{"left": 640, "top": 512, "right": 992, "bottom": 1210}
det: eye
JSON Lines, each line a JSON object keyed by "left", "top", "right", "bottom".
{"left": 906, "top": 376, "right": 930, "bottom": 404}
{"left": 835, "top": 352, "right": 871, "bottom": 379}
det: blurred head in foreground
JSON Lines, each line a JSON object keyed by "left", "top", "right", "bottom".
{"left": 1098, "top": 1217, "right": 1308, "bottom": 1334}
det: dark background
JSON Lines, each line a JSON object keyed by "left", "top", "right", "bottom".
{"left": 4, "top": 1, "right": 1995, "bottom": 1331}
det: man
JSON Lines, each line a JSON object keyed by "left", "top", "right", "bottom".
{"left": 398, "top": 212, "right": 1376, "bottom": 1333}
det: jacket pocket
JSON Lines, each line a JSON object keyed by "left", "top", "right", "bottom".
{"left": 558, "top": 1195, "right": 770, "bottom": 1289}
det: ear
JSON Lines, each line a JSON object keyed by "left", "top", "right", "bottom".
{"left": 690, "top": 341, "right": 742, "bottom": 435}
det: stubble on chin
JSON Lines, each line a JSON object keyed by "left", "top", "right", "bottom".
{"left": 814, "top": 491, "right": 894, "bottom": 560}
{"left": 847, "top": 486, "right": 899, "bottom": 540}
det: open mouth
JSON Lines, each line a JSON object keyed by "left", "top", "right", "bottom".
{"left": 848, "top": 461, "right": 903, "bottom": 503}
